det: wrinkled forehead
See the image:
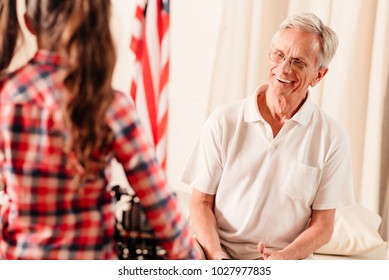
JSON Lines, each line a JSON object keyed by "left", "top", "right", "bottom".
{"left": 272, "top": 28, "right": 321, "bottom": 61}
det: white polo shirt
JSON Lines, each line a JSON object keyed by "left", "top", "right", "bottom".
{"left": 180, "top": 84, "right": 355, "bottom": 260}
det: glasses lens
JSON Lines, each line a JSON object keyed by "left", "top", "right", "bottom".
{"left": 291, "top": 59, "right": 306, "bottom": 70}
{"left": 270, "top": 52, "right": 284, "bottom": 63}
{"left": 270, "top": 52, "right": 307, "bottom": 70}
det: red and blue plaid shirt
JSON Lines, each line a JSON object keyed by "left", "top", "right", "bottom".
{"left": 0, "top": 50, "right": 198, "bottom": 260}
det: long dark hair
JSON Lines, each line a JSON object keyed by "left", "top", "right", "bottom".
{"left": 0, "top": 0, "right": 21, "bottom": 77}
{"left": 1, "top": 0, "right": 117, "bottom": 173}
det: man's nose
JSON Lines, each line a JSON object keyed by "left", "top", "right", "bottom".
{"left": 278, "top": 57, "right": 293, "bottom": 73}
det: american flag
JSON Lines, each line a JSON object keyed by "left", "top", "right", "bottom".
{"left": 130, "top": 0, "right": 170, "bottom": 169}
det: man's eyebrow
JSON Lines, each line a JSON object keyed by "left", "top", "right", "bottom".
{"left": 272, "top": 48, "right": 309, "bottom": 62}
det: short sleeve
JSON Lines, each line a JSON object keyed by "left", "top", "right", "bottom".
{"left": 313, "top": 131, "right": 355, "bottom": 209}
{"left": 179, "top": 110, "right": 224, "bottom": 195}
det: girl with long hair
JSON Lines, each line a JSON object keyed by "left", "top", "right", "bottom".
{"left": 0, "top": 0, "right": 198, "bottom": 259}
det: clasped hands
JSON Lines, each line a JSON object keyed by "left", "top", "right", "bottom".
{"left": 211, "top": 241, "right": 286, "bottom": 260}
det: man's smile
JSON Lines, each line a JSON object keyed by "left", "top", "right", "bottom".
{"left": 275, "top": 75, "right": 294, "bottom": 84}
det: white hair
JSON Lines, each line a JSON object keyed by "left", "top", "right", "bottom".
{"left": 271, "top": 13, "right": 338, "bottom": 68}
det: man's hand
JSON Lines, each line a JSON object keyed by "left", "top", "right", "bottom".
{"left": 257, "top": 209, "right": 335, "bottom": 260}
{"left": 257, "top": 241, "right": 285, "bottom": 260}
{"left": 210, "top": 250, "right": 231, "bottom": 260}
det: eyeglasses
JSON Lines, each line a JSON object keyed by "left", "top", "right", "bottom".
{"left": 269, "top": 51, "right": 308, "bottom": 71}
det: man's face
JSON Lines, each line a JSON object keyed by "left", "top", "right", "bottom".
{"left": 267, "top": 28, "right": 327, "bottom": 104}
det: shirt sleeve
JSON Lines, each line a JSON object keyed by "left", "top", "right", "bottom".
{"left": 179, "top": 109, "right": 224, "bottom": 195}
{"left": 0, "top": 151, "right": 4, "bottom": 191}
{"left": 312, "top": 131, "right": 355, "bottom": 209}
{"left": 0, "top": 92, "right": 4, "bottom": 191}
{"left": 105, "top": 91, "right": 199, "bottom": 260}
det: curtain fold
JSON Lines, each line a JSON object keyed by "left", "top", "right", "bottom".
{"left": 360, "top": 0, "right": 389, "bottom": 229}
{"left": 206, "top": 0, "right": 253, "bottom": 114}
{"left": 207, "top": 0, "right": 288, "bottom": 115}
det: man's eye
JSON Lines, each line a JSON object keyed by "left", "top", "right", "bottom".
{"left": 275, "top": 53, "right": 285, "bottom": 59}
{"left": 292, "top": 59, "right": 306, "bottom": 68}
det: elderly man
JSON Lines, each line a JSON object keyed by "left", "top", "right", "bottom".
{"left": 180, "top": 12, "right": 354, "bottom": 260}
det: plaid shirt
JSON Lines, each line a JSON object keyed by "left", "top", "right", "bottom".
{"left": 0, "top": 50, "right": 198, "bottom": 260}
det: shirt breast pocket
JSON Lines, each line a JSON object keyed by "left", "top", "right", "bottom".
{"left": 282, "top": 161, "right": 322, "bottom": 203}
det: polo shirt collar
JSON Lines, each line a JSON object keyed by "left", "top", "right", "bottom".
{"left": 244, "top": 84, "right": 267, "bottom": 123}
{"left": 244, "top": 83, "right": 314, "bottom": 126}
{"left": 290, "top": 92, "right": 314, "bottom": 126}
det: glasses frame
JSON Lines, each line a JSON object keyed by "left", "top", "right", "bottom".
{"left": 269, "top": 51, "right": 309, "bottom": 71}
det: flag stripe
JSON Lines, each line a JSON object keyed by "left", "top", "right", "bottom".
{"left": 130, "top": 0, "right": 169, "bottom": 169}
{"left": 159, "top": 61, "right": 169, "bottom": 96}
{"left": 141, "top": 46, "right": 157, "bottom": 143}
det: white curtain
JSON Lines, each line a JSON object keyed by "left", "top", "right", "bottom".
{"left": 206, "top": 0, "right": 389, "bottom": 240}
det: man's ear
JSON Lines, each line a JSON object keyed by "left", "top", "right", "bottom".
{"left": 24, "top": 13, "right": 35, "bottom": 35}
{"left": 310, "top": 67, "right": 328, "bottom": 87}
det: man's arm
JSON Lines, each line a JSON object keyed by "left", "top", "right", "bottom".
{"left": 258, "top": 209, "right": 335, "bottom": 260}
{"left": 190, "top": 188, "right": 229, "bottom": 260}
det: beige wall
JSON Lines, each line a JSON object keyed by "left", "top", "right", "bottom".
{"left": 167, "top": 0, "right": 223, "bottom": 191}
